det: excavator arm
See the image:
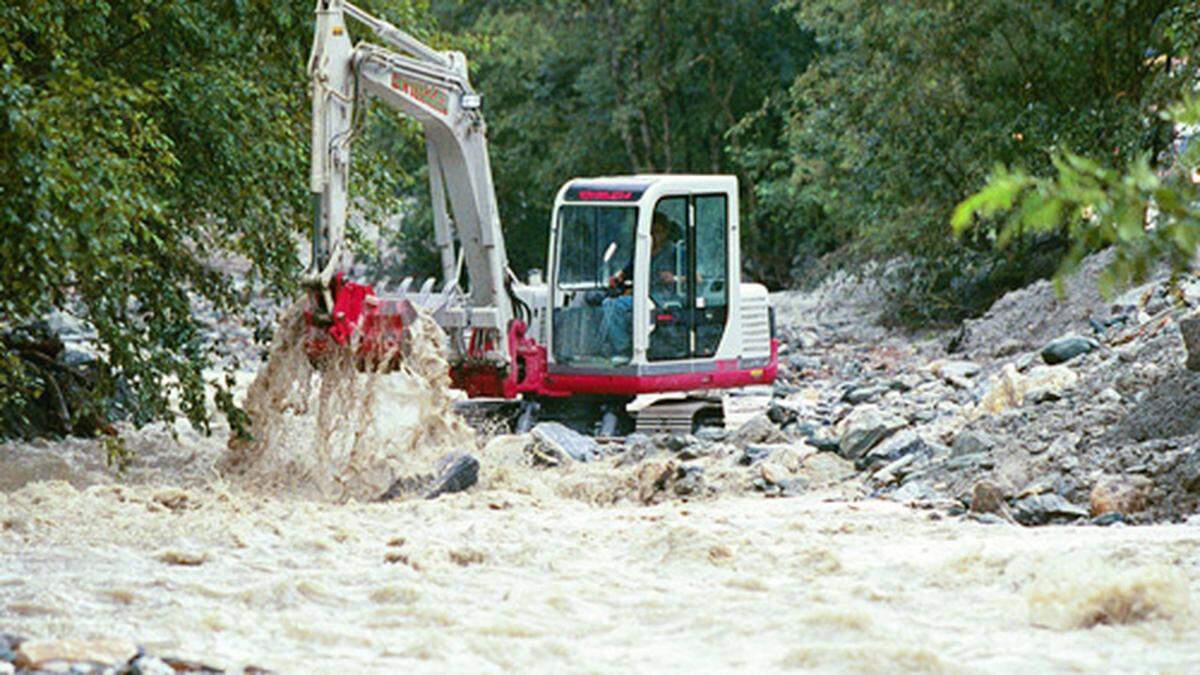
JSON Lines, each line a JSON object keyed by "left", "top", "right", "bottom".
{"left": 306, "top": 0, "right": 514, "bottom": 364}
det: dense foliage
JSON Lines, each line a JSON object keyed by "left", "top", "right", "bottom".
{"left": 778, "top": 0, "right": 1186, "bottom": 322}
{"left": 955, "top": 4, "right": 1200, "bottom": 295}
{"left": 0, "top": 0, "right": 421, "bottom": 437}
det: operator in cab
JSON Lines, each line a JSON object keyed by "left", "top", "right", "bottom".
{"left": 599, "top": 211, "right": 683, "bottom": 359}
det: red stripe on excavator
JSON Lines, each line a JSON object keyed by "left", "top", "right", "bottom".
{"left": 538, "top": 344, "right": 778, "bottom": 397}
{"left": 450, "top": 325, "right": 780, "bottom": 399}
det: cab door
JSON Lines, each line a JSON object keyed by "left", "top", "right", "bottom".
{"left": 645, "top": 193, "right": 729, "bottom": 362}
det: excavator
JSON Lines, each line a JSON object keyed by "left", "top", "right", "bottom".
{"left": 304, "top": 0, "right": 778, "bottom": 434}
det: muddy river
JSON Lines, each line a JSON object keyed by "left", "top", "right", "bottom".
{"left": 1, "top": 472, "right": 1198, "bottom": 672}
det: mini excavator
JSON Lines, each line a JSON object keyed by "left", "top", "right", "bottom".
{"left": 304, "top": 0, "right": 777, "bottom": 434}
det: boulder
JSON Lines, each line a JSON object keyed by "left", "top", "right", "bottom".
{"left": 1012, "top": 493, "right": 1089, "bottom": 525}
{"left": 1023, "top": 365, "right": 1079, "bottom": 403}
{"left": 1179, "top": 450, "right": 1200, "bottom": 493}
{"left": 1089, "top": 475, "right": 1153, "bottom": 517}
{"left": 1180, "top": 313, "right": 1200, "bottom": 372}
{"left": 836, "top": 405, "right": 905, "bottom": 461}
{"left": 739, "top": 444, "right": 783, "bottom": 466}
{"left": 891, "top": 481, "right": 942, "bottom": 503}
{"left": 796, "top": 452, "right": 856, "bottom": 486}
{"left": 977, "top": 364, "right": 1024, "bottom": 415}
{"left": 531, "top": 422, "right": 602, "bottom": 462}
{"left": 766, "top": 400, "right": 799, "bottom": 426}
{"left": 976, "top": 364, "right": 1078, "bottom": 415}
{"left": 1041, "top": 333, "right": 1099, "bottom": 365}
{"left": 728, "top": 414, "right": 788, "bottom": 447}
{"left": 694, "top": 427, "right": 728, "bottom": 443}
{"left": 842, "top": 384, "right": 888, "bottom": 404}
{"left": 787, "top": 354, "right": 822, "bottom": 372}
{"left": 951, "top": 430, "right": 994, "bottom": 458}
{"left": 856, "top": 429, "right": 929, "bottom": 472}
{"left": 424, "top": 453, "right": 480, "bottom": 499}
{"left": 14, "top": 639, "right": 137, "bottom": 671}
{"left": 931, "top": 360, "right": 981, "bottom": 388}
{"left": 969, "top": 480, "right": 1015, "bottom": 523}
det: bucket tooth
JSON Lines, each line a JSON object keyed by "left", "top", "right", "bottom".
{"left": 418, "top": 277, "right": 436, "bottom": 305}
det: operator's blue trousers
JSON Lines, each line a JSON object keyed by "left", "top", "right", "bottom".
{"left": 600, "top": 295, "right": 632, "bottom": 358}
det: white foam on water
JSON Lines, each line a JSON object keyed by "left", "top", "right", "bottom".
{"left": 219, "top": 304, "right": 475, "bottom": 502}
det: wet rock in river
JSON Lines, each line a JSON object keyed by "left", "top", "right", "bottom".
{"left": 1012, "top": 493, "right": 1089, "bottom": 526}
{"left": 1089, "top": 475, "right": 1152, "bottom": 517}
{"left": 424, "top": 452, "right": 480, "bottom": 499}
{"left": 158, "top": 656, "right": 224, "bottom": 673}
{"left": 0, "top": 634, "right": 24, "bottom": 664}
{"left": 1041, "top": 333, "right": 1098, "bottom": 365}
{"left": 1091, "top": 512, "right": 1126, "bottom": 526}
{"left": 968, "top": 480, "right": 1015, "bottom": 523}
{"left": 635, "top": 461, "right": 706, "bottom": 503}
{"left": 128, "top": 654, "right": 176, "bottom": 675}
{"left": 531, "top": 422, "right": 602, "bottom": 462}
{"left": 13, "top": 638, "right": 137, "bottom": 672}
{"left": 378, "top": 452, "right": 479, "bottom": 500}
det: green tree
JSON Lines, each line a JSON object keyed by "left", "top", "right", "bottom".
{"left": 778, "top": 0, "right": 1182, "bottom": 322}
{"left": 0, "top": 0, "right": 425, "bottom": 437}
{"left": 953, "top": 3, "right": 1200, "bottom": 296}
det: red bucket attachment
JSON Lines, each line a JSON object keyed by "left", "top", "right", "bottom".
{"left": 304, "top": 275, "right": 416, "bottom": 371}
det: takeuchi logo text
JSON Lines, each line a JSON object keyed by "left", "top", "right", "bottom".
{"left": 577, "top": 190, "right": 633, "bottom": 201}
{"left": 391, "top": 74, "right": 449, "bottom": 114}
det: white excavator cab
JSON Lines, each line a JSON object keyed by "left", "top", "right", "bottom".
{"left": 539, "top": 175, "right": 775, "bottom": 397}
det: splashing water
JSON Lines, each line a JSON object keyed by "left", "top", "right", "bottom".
{"left": 219, "top": 304, "right": 475, "bottom": 502}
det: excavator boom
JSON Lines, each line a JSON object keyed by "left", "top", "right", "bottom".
{"left": 306, "top": 0, "right": 513, "bottom": 367}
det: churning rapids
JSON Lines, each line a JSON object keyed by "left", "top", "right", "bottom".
{"left": 2, "top": 301, "right": 1200, "bottom": 672}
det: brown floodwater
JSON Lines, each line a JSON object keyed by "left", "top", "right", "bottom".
{"left": 2, "top": 478, "right": 1198, "bottom": 673}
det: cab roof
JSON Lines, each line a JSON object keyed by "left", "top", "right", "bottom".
{"left": 562, "top": 174, "right": 736, "bottom": 203}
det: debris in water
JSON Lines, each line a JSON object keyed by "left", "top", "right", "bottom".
{"left": 378, "top": 452, "right": 480, "bottom": 501}
{"left": 1027, "top": 562, "right": 1191, "bottom": 629}
{"left": 156, "top": 548, "right": 208, "bottom": 566}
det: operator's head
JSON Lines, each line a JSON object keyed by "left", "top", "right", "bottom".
{"left": 651, "top": 212, "right": 672, "bottom": 247}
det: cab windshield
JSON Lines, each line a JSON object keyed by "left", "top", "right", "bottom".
{"left": 552, "top": 205, "right": 637, "bottom": 366}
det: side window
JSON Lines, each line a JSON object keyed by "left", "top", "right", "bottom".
{"left": 694, "top": 195, "right": 728, "bottom": 357}
{"left": 647, "top": 197, "right": 690, "bottom": 361}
